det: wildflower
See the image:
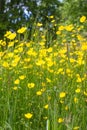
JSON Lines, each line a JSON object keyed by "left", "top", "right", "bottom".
{"left": 47, "top": 47, "right": 53, "bottom": 52}
{"left": 73, "top": 126, "right": 79, "bottom": 130}
{"left": 59, "top": 92, "right": 66, "bottom": 98}
{"left": 76, "top": 74, "right": 82, "bottom": 83}
{"left": 36, "top": 59, "right": 45, "bottom": 66}
{"left": 65, "top": 106, "right": 68, "bottom": 111}
{"left": 46, "top": 78, "right": 51, "bottom": 83}
{"left": 48, "top": 96, "right": 51, "bottom": 101}
{"left": 19, "top": 75, "right": 26, "bottom": 80}
{"left": 74, "top": 97, "right": 78, "bottom": 103}
{"left": 28, "top": 83, "right": 35, "bottom": 88}
{"left": 77, "top": 34, "right": 83, "bottom": 41}
{"left": 41, "top": 82, "right": 46, "bottom": 87}
{"left": 58, "top": 118, "right": 64, "bottom": 123}
{"left": 80, "top": 16, "right": 86, "bottom": 23}
{"left": 51, "top": 19, "right": 55, "bottom": 23}
{"left": 7, "top": 33, "right": 16, "bottom": 40}
{"left": 1, "top": 41, "right": 6, "bottom": 46}
{"left": 49, "top": 15, "right": 54, "bottom": 18}
{"left": 24, "top": 113, "right": 33, "bottom": 119}
{"left": 41, "top": 87, "right": 46, "bottom": 92}
{"left": 4, "top": 31, "right": 12, "bottom": 37}
{"left": 65, "top": 24, "right": 74, "bottom": 31}
{"left": 44, "top": 104, "right": 49, "bottom": 109}
{"left": 59, "top": 25, "right": 65, "bottom": 31}
{"left": 56, "top": 31, "right": 61, "bottom": 35}
{"left": 60, "top": 100, "right": 64, "bottom": 104}
{"left": 57, "top": 68, "right": 63, "bottom": 74}
{"left": 47, "top": 60, "right": 53, "bottom": 67}
{"left": 2, "top": 61, "right": 9, "bottom": 68}
{"left": 13, "top": 86, "right": 18, "bottom": 90}
{"left": 75, "top": 88, "right": 81, "bottom": 93}
{"left": 17, "top": 27, "right": 27, "bottom": 33}
{"left": 39, "top": 42, "right": 45, "bottom": 46}
{"left": 7, "top": 52, "right": 14, "bottom": 58}
{"left": 36, "top": 91, "right": 42, "bottom": 96}
{"left": 37, "top": 23, "right": 42, "bottom": 27}
{"left": 76, "top": 77, "right": 82, "bottom": 83}
{"left": 8, "top": 42, "right": 14, "bottom": 47}
{"left": 14, "top": 79, "right": 20, "bottom": 84}
{"left": 84, "top": 91, "right": 87, "bottom": 96}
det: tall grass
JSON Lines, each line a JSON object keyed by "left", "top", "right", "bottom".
{"left": 0, "top": 16, "right": 87, "bottom": 130}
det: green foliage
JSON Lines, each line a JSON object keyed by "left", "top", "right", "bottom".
{"left": 0, "top": 0, "right": 62, "bottom": 39}
{"left": 61, "top": 0, "right": 87, "bottom": 23}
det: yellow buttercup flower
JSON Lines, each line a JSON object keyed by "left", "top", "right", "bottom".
{"left": 49, "top": 15, "right": 54, "bottom": 19}
{"left": 7, "top": 33, "right": 16, "bottom": 40}
{"left": 19, "top": 75, "right": 26, "bottom": 80}
{"left": 59, "top": 92, "right": 66, "bottom": 98}
{"left": 73, "top": 126, "right": 79, "bottom": 130}
{"left": 17, "top": 27, "right": 27, "bottom": 33}
{"left": 80, "top": 16, "right": 86, "bottom": 23}
{"left": 24, "top": 113, "right": 33, "bottom": 119}
{"left": 14, "top": 79, "right": 20, "bottom": 85}
{"left": 28, "top": 83, "right": 35, "bottom": 88}
{"left": 59, "top": 25, "right": 65, "bottom": 31}
{"left": 36, "top": 91, "right": 42, "bottom": 96}
{"left": 84, "top": 91, "right": 87, "bottom": 96}
{"left": 13, "top": 86, "right": 18, "bottom": 90}
{"left": 75, "top": 88, "right": 81, "bottom": 93}
{"left": 2, "top": 61, "right": 9, "bottom": 68}
{"left": 44, "top": 104, "right": 49, "bottom": 109}
{"left": 56, "top": 31, "right": 61, "bottom": 35}
{"left": 58, "top": 118, "right": 64, "bottom": 123}
{"left": 74, "top": 97, "right": 78, "bottom": 103}
{"left": 65, "top": 24, "right": 74, "bottom": 31}
{"left": 37, "top": 23, "right": 42, "bottom": 27}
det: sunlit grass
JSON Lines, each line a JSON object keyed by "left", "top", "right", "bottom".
{"left": 0, "top": 16, "right": 87, "bottom": 130}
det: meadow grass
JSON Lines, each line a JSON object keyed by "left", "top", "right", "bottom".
{"left": 0, "top": 16, "right": 87, "bottom": 130}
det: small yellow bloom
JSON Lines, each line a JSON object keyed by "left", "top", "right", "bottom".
{"left": 84, "top": 91, "right": 87, "bottom": 96}
{"left": 39, "top": 42, "right": 45, "bottom": 46}
{"left": 7, "top": 33, "right": 16, "bottom": 40}
{"left": 4, "top": 31, "right": 12, "bottom": 37}
{"left": 65, "top": 106, "right": 68, "bottom": 111}
{"left": 60, "top": 100, "right": 64, "bottom": 104}
{"left": 24, "top": 113, "right": 33, "bottom": 119}
{"left": 2, "top": 61, "right": 9, "bottom": 68}
{"left": 28, "top": 83, "right": 35, "bottom": 88}
{"left": 37, "top": 23, "right": 42, "bottom": 27}
{"left": 51, "top": 19, "right": 55, "bottom": 23}
{"left": 13, "top": 86, "right": 18, "bottom": 90}
{"left": 8, "top": 42, "right": 14, "bottom": 47}
{"left": 65, "top": 24, "right": 74, "bottom": 31}
{"left": 17, "top": 27, "right": 27, "bottom": 33}
{"left": 46, "top": 78, "right": 51, "bottom": 83}
{"left": 56, "top": 31, "right": 61, "bottom": 35}
{"left": 58, "top": 118, "right": 64, "bottom": 123}
{"left": 49, "top": 15, "right": 54, "bottom": 18}
{"left": 19, "top": 75, "right": 26, "bottom": 80}
{"left": 74, "top": 97, "right": 78, "bottom": 103}
{"left": 36, "top": 91, "right": 42, "bottom": 96}
{"left": 59, "top": 25, "right": 65, "bottom": 31}
{"left": 59, "top": 92, "right": 66, "bottom": 98}
{"left": 73, "top": 126, "right": 79, "bottom": 130}
{"left": 44, "top": 104, "right": 49, "bottom": 109}
{"left": 80, "top": 16, "right": 86, "bottom": 23}
{"left": 14, "top": 79, "right": 20, "bottom": 84}
{"left": 75, "top": 88, "right": 81, "bottom": 93}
